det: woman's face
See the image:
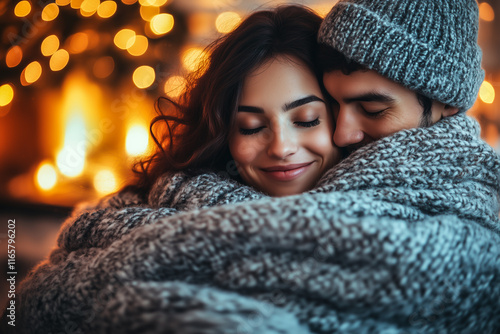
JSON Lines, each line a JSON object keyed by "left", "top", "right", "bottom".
{"left": 229, "top": 56, "right": 341, "bottom": 197}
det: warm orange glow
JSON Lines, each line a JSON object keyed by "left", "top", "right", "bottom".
{"left": 14, "top": 1, "right": 31, "bottom": 17}
{"left": 479, "top": 2, "right": 495, "bottom": 22}
{"left": 141, "top": 0, "right": 167, "bottom": 6}
{"left": 311, "top": 3, "right": 334, "bottom": 18}
{"left": 126, "top": 124, "right": 149, "bottom": 156}
{"left": 36, "top": 162, "right": 58, "bottom": 191}
{"left": 140, "top": 5, "right": 159, "bottom": 21}
{"left": 133, "top": 66, "right": 155, "bottom": 88}
{"left": 42, "top": 3, "right": 59, "bottom": 21}
{"left": 56, "top": 114, "right": 86, "bottom": 177}
{"left": 6, "top": 46, "right": 23, "bottom": 68}
{"left": 114, "top": 28, "right": 136, "bottom": 49}
{"left": 71, "top": 0, "right": 85, "bottom": 9}
{"left": 150, "top": 13, "right": 174, "bottom": 35}
{"left": 93, "top": 56, "right": 115, "bottom": 78}
{"left": 83, "top": 29, "right": 100, "bottom": 49}
{"left": 181, "top": 47, "right": 208, "bottom": 73}
{"left": 81, "top": 0, "right": 100, "bottom": 12}
{"left": 0, "top": 84, "right": 14, "bottom": 107}
{"left": 127, "top": 35, "right": 148, "bottom": 56}
{"left": 479, "top": 80, "right": 495, "bottom": 104}
{"left": 21, "top": 61, "right": 42, "bottom": 85}
{"left": 215, "top": 12, "right": 241, "bottom": 33}
{"left": 41, "top": 35, "right": 60, "bottom": 56}
{"left": 121, "top": 0, "right": 137, "bottom": 4}
{"left": 50, "top": 49, "right": 70, "bottom": 71}
{"left": 67, "top": 32, "right": 89, "bottom": 54}
{"left": 94, "top": 169, "right": 118, "bottom": 194}
{"left": 97, "top": 0, "right": 117, "bottom": 18}
{"left": 56, "top": 0, "right": 72, "bottom": 5}
{"left": 164, "top": 75, "right": 186, "bottom": 98}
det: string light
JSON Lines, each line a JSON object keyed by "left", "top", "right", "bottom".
{"left": 0, "top": 84, "right": 14, "bottom": 107}
{"left": 479, "top": 2, "right": 494, "bottom": 22}
{"left": 114, "top": 28, "right": 136, "bottom": 49}
{"left": 479, "top": 80, "right": 495, "bottom": 104}
{"left": 6, "top": 46, "right": 23, "bottom": 68}
{"left": 127, "top": 35, "right": 149, "bottom": 56}
{"left": 21, "top": 61, "right": 42, "bottom": 86}
{"left": 132, "top": 66, "right": 155, "bottom": 88}
{"left": 150, "top": 13, "right": 174, "bottom": 35}
{"left": 14, "top": 1, "right": 31, "bottom": 17}
{"left": 50, "top": 49, "right": 70, "bottom": 71}
{"left": 42, "top": 3, "right": 60, "bottom": 21}
{"left": 97, "top": 0, "right": 117, "bottom": 18}
{"left": 215, "top": 12, "right": 241, "bottom": 33}
{"left": 41, "top": 35, "right": 60, "bottom": 57}
{"left": 164, "top": 75, "right": 186, "bottom": 98}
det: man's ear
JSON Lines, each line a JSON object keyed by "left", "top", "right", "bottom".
{"left": 442, "top": 104, "right": 459, "bottom": 118}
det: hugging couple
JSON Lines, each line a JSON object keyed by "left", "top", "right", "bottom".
{"left": 8, "top": 0, "right": 500, "bottom": 333}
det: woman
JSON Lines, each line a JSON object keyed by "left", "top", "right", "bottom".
{"left": 134, "top": 5, "right": 340, "bottom": 198}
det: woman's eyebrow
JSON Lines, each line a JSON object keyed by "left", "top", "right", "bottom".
{"left": 283, "top": 95, "right": 324, "bottom": 111}
{"left": 237, "top": 95, "right": 324, "bottom": 113}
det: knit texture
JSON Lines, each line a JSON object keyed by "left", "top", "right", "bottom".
{"left": 7, "top": 115, "right": 500, "bottom": 333}
{"left": 318, "top": 0, "right": 485, "bottom": 112}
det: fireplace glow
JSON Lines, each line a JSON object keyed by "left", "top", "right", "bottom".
{"left": 36, "top": 162, "right": 58, "bottom": 191}
{"left": 56, "top": 113, "right": 87, "bottom": 177}
{"left": 126, "top": 124, "right": 149, "bottom": 156}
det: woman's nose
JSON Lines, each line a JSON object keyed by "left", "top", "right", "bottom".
{"left": 266, "top": 126, "right": 298, "bottom": 159}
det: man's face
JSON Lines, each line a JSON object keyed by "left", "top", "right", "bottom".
{"left": 323, "top": 69, "right": 454, "bottom": 154}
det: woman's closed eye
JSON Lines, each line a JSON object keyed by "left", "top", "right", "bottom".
{"left": 295, "top": 117, "right": 320, "bottom": 127}
{"left": 239, "top": 126, "right": 265, "bottom": 135}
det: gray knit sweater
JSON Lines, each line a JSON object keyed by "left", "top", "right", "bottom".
{"left": 10, "top": 114, "right": 500, "bottom": 333}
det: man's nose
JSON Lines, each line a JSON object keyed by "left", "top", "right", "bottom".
{"left": 267, "top": 127, "right": 298, "bottom": 159}
{"left": 333, "top": 108, "right": 365, "bottom": 147}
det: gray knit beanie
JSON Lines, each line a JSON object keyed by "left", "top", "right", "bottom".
{"left": 318, "top": 0, "right": 485, "bottom": 112}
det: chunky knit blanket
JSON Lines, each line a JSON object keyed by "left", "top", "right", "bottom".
{"left": 10, "top": 114, "right": 500, "bottom": 333}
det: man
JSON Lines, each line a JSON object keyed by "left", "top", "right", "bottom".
{"left": 317, "top": 0, "right": 484, "bottom": 153}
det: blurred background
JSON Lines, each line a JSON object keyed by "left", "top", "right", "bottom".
{"left": 0, "top": 0, "right": 499, "bottom": 307}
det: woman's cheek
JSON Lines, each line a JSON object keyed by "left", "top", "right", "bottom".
{"left": 230, "top": 135, "right": 261, "bottom": 165}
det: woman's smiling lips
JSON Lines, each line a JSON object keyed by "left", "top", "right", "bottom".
{"left": 260, "top": 162, "right": 314, "bottom": 181}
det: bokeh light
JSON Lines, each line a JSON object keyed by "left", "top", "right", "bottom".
{"left": 127, "top": 35, "right": 148, "bottom": 56}
{"left": 479, "top": 2, "right": 495, "bottom": 22}
{"left": 21, "top": 61, "right": 42, "bottom": 86}
{"left": 93, "top": 56, "right": 115, "bottom": 78}
{"left": 126, "top": 124, "right": 149, "bottom": 156}
{"left": 71, "top": 0, "right": 84, "bottom": 9}
{"left": 42, "top": 3, "right": 60, "bottom": 21}
{"left": 94, "top": 169, "right": 118, "bottom": 194}
{"left": 14, "top": 1, "right": 31, "bottom": 17}
{"left": 138, "top": 0, "right": 167, "bottom": 6}
{"left": 36, "top": 162, "right": 58, "bottom": 191}
{"left": 114, "top": 28, "right": 136, "bottom": 49}
{"left": 479, "top": 80, "right": 495, "bottom": 104}
{"left": 215, "top": 12, "right": 241, "bottom": 33}
{"left": 164, "top": 75, "right": 186, "bottom": 98}
{"left": 56, "top": 0, "right": 72, "bottom": 5}
{"left": 0, "top": 84, "right": 14, "bottom": 107}
{"left": 181, "top": 47, "right": 208, "bottom": 73}
{"left": 133, "top": 65, "right": 155, "bottom": 88}
{"left": 6, "top": 46, "right": 23, "bottom": 68}
{"left": 97, "top": 0, "right": 117, "bottom": 18}
{"left": 50, "top": 49, "right": 70, "bottom": 71}
{"left": 121, "top": 0, "right": 137, "bottom": 4}
{"left": 41, "top": 35, "right": 60, "bottom": 57}
{"left": 140, "top": 5, "right": 159, "bottom": 21}
{"left": 150, "top": 13, "right": 174, "bottom": 35}
{"left": 67, "top": 32, "right": 89, "bottom": 54}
